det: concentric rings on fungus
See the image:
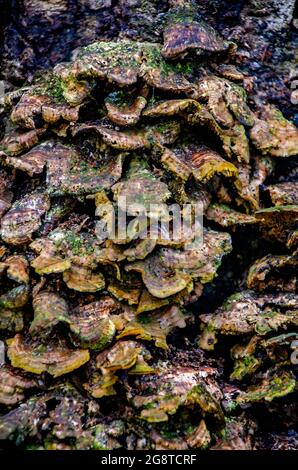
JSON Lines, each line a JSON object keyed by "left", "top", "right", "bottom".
{"left": 0, "top": 0, "right": 297, "bottom": 450}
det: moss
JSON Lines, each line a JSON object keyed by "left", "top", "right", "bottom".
{"left": 243, "top": 355, "right": 256, "bottom": 366}
{"left": 60, "top": 231, "right": 95, "bottom": 256}
{"left": 32, "top": 344, "right": 48, "bottom": 355}
{"left": 80, "top": 40, "right": 141, "bottom": 69}
{"left": 222, "top": 291, "right": 244, "bottom": 309}
{"left": 34, "top": 72, "right": 66, "bottom": 103}
{"left": 237, "top": 371, "right": 296, "bottom": 403}
{"left": 231, "top": 355, "right": 261, "bottom": 381}
{"left": 224, "top": 401, "right": 238, "bottom": 413}
{"left": 142, "top": 401, "right": 157, "bottom": 410}
{"left": 161, "top": 428, "right": 179, "bottom": 440}
{"left": 138, "top": 313, "right": 152, "bottom": 325}
{"left": 167, "top": 5, "right": 199, "bottom": 25}
{"left": 142, "top": 44, "right": 174, "bottom": 76}
{"left": 105, "top": 90, "right": 131, "bottom": 107}
{"left": 63, "top": 232, "right": 83, "bottom": 254}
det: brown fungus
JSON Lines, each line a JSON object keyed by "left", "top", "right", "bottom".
{"left": 0, "top": 6, "right": 297, "bottom": 450}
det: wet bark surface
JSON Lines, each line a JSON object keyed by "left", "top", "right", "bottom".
{"left": 1, "top": 1, "right": 297, "bottom": 119}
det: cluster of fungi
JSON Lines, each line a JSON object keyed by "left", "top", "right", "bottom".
{"left": 0, "top": 0, "right": 297, "bottom": 450}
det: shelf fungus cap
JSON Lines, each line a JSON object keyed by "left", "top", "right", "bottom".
{"left": 162, "top": 15, "right": 235, "bottom": 60}
{"left": 0, "top": 192, "right": 50, "bottom": 245}
{"left": 69, "top": 299, "right": 116, "bottom": 351}
{"left": 7, "top": 334, "right": 90, "bottom": 377}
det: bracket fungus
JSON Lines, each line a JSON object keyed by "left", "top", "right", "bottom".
{"left": 0, "top": 0, "right": 297, "bottom": 450}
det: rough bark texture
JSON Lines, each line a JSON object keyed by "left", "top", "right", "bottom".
{"left": 1, "top": 1, "right": 297, "bottom": 119}
{"left": 0, "top": 0, "right": 297, "bottom": 452}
